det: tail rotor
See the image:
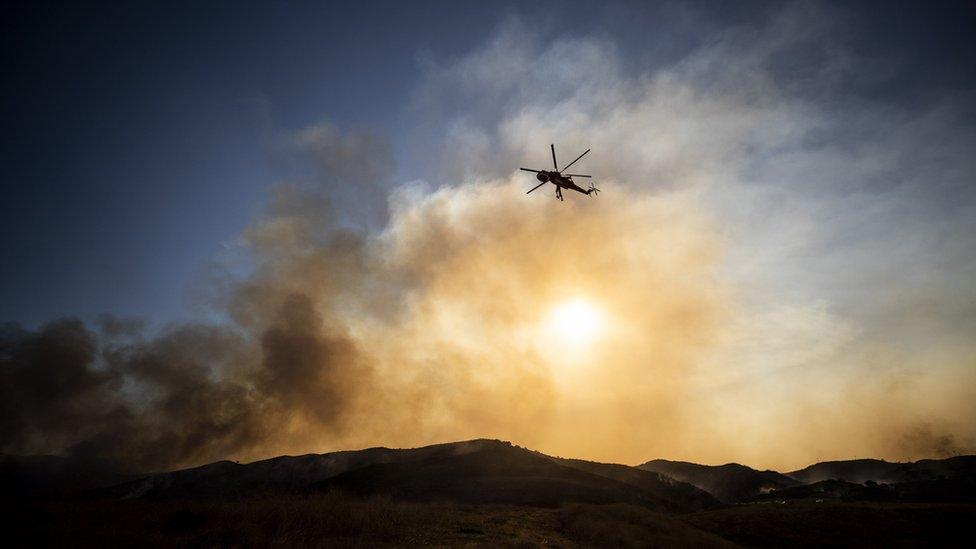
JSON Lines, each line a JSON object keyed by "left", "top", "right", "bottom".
{"left": 587, "top": 183, "right": 601, "bottom": 196}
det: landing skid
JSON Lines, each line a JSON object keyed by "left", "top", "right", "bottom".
{"left": 555, "top": 186, "right": 564, "bottom": 201}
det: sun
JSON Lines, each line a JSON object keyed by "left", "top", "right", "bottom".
{"left": 545, "top": 297, "right": 605, "bottom": 350}
{"left": 548, "top": 298, "right": 602, "bottom": 334}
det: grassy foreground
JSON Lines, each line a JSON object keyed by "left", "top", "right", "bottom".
{"left": 4, "top": 493, "right": 974, "bottom": 547}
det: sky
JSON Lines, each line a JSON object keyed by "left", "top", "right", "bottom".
{"left": 2, "top": 1, "right": 975, "bottom": 471}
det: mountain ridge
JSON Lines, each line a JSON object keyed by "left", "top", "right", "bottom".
{"left": 638, "top": 458, "right": 799, "bottom": 502}
{"left": 5, "top": 441, "right": 975, "bottom": 506}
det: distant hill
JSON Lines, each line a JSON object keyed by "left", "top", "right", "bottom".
{"left": 316, "top": 441, "right": 718, "bottom": 512}
{"left": 755, "top": 456, "right": 976, "bottom": 503}
{"left": 786, "top": 458, "right": 902, "bottom": 484}
{"left": 637, "top": 459, "right": 798, "bottom": 502}
{"left": 550, "top": 456, "right": 720, "bottom": 508}
{"left": 9, "top": 442, "right": 975, "bottom": 508}
{"left": 99, "top": 439, "right": 719, "bottom": 512}
{"left": 637, "top": 455, "right": 976, "bottom": 504}
{"left": 7, "top": 445, "right": 976, "bottom": 547}
{"left": 885, "top": 456, "right": 976, "bottom": 483}
{"left": 101, "top": 439, "right": 496, "bottom": 500}
{"left": 786, "top": 456, "right": 976, "bottom": 484}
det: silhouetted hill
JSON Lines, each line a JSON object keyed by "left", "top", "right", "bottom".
{"left": 12, "top": 443, "right": 976, "bottom": 508}
{"left": 787, "top": 458, "right": 902, "bottom": 484}
{"left": 101, "top": 439, "right": 496, "bottom": 500}
{"left": 637, "top": 459, "right": 798, "bottom": 502}
{"left": 637, "top": 456, "right": 976, "bottom": 504}
{"left": 550, "top": 457, "right": 717, "bottom": 509}
{"left": 7, "top": 445, "right": 976, "bottom": 546}
{"left": 885, "top": 455, "right": 976, "bottom": 483}
{"left": 315, "top": 441, "right": 718, "bottom": 512}
{"left": 98, "top": 439, "right": 718, "bottom": 512}
{"left": 786, "top": 455, "right": 976, "bottom": 484}
{"left": 756, "top": 456, "right": 976, "bottom": 503}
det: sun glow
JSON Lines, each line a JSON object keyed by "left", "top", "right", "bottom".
{"left": 544, "top": 297, "right": 605, "bottom": 353}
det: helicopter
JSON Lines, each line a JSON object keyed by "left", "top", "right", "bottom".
{"left": 520, "top": 144, "right": 599, "bottom": 201}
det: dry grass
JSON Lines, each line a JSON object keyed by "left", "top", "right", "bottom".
{"left": 2, "top": 492, "right": 574, "bottom": 547}
{"left": 557, "top": 503, "right": 738, "bottom": 548}
{"left": 682, "top": 501, "right": 976, "bottom": 548}
{"left": 5, "top": 494, "right": 972, "bottom": 547}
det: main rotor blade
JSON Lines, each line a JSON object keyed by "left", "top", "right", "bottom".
{"left": 551, "top": 144, "right": 558, "bottom": 170}
{"left": 520, "top": 167, "right": 541, "bottom": 173}
{"left": 565, "top": 173, "right": 591, "bottom": 178}
{"left": 526, "top": 181, "right": 548, "bottom": 194}
{"left": 560, "top": 148, "right": 590, "bottom": 172}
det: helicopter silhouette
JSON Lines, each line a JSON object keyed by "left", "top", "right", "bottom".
{"left": 520, "top": 144, "right": 599, "bottom": 201}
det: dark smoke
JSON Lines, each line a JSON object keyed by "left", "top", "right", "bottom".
{"left": 1, "top": 320, "right": 121, "bottom": 460}
{"left": 0, "top": 292, "right": 364, "bottom": 473}
{"left": 898, "top": 424, "right": 974, "bottom": 460}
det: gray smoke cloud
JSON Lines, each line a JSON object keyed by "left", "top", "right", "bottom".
{"left": 899, "top": 424, "right": 975, "bottom": 460}
{"left": 1, "top": 293, "right": 361, "bottom": 472}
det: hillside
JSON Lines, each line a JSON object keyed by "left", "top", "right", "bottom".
{"left": 885, "top": 456, "right": 976, "bottom": 483}
{"left": 5, "top": 442, "right": 976, "bottom": 546}
{"left": 9, "top": 442, "right": 975, "bottom": 508}
{"left": 786, "top": 458, "right": 903, "bottom": 484}
{"left": 638, "top": 459, "right": 798, "bottom": 502}
{"left": 786, "top": 456, "right": 976, "bottom": 485}
{"left": 101, "top": 440, "right": 493, "bottom": 500}
{"left": 99, "top": 439, "right": 718, "bottom": 512}
{"left": 316, "top": 441, "right": 718, "bottom": 512}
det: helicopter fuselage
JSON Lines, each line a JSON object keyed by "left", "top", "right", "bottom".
{"left": 520, "top": 145, "right": 598, "bottom": 200}
{"left": 536, "top": 170, "right": 590, "bottom": 194}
